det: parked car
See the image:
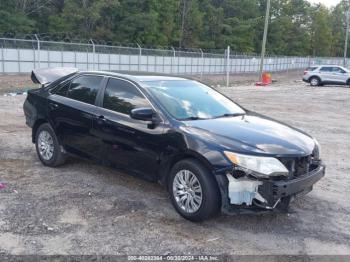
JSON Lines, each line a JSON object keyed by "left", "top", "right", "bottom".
{"left": 303, "top": 65, "right": 350, "bottom": 86}
{"left": 24, "top": 68, "right": 325, "bottom": 221}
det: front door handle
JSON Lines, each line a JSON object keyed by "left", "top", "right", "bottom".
{"left": 49, "top": 102, "right": 59, "bottom": 109}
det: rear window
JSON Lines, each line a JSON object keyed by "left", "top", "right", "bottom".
{"left": 306, "top": 67, "right": 317, "bottom": 71}
{"left": 319, "top": 67, "right": 333, "bottom": 72}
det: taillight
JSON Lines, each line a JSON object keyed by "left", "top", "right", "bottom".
{"left": 303, "top": 70, "right": 307, "bottom": 75}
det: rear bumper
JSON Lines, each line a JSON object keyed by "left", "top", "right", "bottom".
{"left": 23, "top": 99, "right": 36, "bottom": 128}
{"left": 302, "top": 77, "right": 309, "bottom": 83}
{"left": 215, "top": 164, "right": 325, "bottom": 215}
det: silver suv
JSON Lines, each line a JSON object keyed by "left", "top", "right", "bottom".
{"left": 302, "top": 65, "right": 350, "bottom": 86}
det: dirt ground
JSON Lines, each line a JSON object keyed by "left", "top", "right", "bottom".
{"left": 0, "top": 71, "right": 349, "bottom": 256}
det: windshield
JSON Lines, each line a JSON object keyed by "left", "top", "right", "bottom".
{"left": 143, "top": 80, "right": 245, "bottom": 120}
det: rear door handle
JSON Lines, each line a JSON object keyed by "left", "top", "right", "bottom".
{"left": 96, "top": 115, "right": 106, "bottom": 124}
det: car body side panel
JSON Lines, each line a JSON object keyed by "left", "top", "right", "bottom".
{"left": 47, "top": 94, "right": 101, "bottom": 159}
{"left": 23, "top": 89, "right": 51, "bottom": 141}
{"left": 318, "top": 69, "right": 333, "bottom": 82}
{"left": 332, "top": 71, "right": 348, "bottom": 83}
{"left": 91, "top": 107, "right": 166, "bottom": 180}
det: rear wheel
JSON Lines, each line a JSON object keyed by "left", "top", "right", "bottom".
{"left": 168, "top": 159, "right": 221, "bottom": 222}
{"left": 309, "top": 76, "right": 320, "bottom": 86}
{"left": 35, "top": 123, "right": 66, "bottom": 167}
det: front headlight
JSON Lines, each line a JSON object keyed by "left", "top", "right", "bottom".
{"left": 313, "top": 138, "right": 321, "bottom": 160}
{"left": 224, "top": 151, "right": 289, "bottom": 178}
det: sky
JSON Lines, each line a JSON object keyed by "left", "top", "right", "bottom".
{"left": 307, "top": 0, "right": 342, "bottom": 8}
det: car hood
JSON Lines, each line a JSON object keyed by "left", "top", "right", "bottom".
{"left": 182, "top": 114, "right": 315, "bottom": 156}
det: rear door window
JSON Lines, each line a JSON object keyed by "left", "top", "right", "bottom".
{"left": 103, "top": 78, "right": 150, "bottom": 115}
{"left": 319, "top": 67, "right": 333, "bottom": 72}
{"left": 67, "top": 75, "right": 103, "bottom": 105}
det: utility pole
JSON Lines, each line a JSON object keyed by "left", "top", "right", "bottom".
{"left": 259, "top": 0, "right": 271, "bottom": 82}
{"left": 179, "top": 0, "right": 187, "bottom": 48}
{"left": 34, "top": 34, "right": 40, "bottom": 69}
{"left": 344, "top": 5, "right": 350, "bottom": 67}
{"left": 226, "top": 46, "right": 230, "bottom": 87}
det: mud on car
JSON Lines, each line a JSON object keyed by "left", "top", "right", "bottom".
{"left": 24, "top": 67, "right": 325, "bottom": 221}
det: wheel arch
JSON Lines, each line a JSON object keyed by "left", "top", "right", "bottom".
{"left": 309, "top": 75, "right": 322, "bottom": 81}
{"left": 309, "top": 75, "right": 321, "bottom": 82}
{"left": 32, "top": 119, "right": 49, "bottom": 143}
{"left": 158, "top": 150, "right": 215, "bottom": 188}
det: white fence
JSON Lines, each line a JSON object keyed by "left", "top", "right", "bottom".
{"left": 0, "top": 37, "right": 348, "bottom": 75}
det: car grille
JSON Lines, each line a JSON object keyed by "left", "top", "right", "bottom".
{"left": 278, "top": 155, "right": 319, "bottom": 180}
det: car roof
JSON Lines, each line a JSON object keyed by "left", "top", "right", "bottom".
{"left": 79, "top": 70, "right": 188, "bottom": 83}
{"left": 312, "top": 65, "right": 344, "bottom": 67}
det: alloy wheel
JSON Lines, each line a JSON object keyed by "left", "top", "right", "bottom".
{"left": 310, "top": 78, "right": 319, "bottom": 86}
{"left": 172, "top": 169, "right": 203, "bottom": 213}
{"left": 37, "top": 130, "right": 54, "bottom": 160}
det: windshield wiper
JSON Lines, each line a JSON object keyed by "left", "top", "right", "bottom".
{"left": 180, "top": 116, "right": 207, "bottom": 121}
{"left": 213, "top": 113, "right": 246, "bottom": 119}
{"left": 180, "top": 113, "right": 245, "bottom": 121}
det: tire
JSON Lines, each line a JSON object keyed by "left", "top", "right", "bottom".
{"left": 168, "top": 159, "right": 221, "bottom": 222}
{"left": 309, "top": 76, "right": 320, "bottom": 86}
{"left": 35, "top": 123, "right": 66, "bottom": 167}
{"left": 347, "top": 79, "right": 350, "bottom": 87}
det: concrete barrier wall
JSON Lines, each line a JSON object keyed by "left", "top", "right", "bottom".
{"left": 0, "top": 44, "right": 347, "bottom": 74}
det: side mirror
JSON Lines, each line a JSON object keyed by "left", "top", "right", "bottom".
{"left": 130, "top": 107, "right": 155, "bottom": 122}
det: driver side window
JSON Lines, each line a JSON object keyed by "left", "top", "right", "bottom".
{"left": 333, "top": 67, "right": 345, "bottom": 73}
{"left": 103, "top": 78, "right": 150, "bottom": 115}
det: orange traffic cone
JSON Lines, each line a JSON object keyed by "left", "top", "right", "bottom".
{"left": 256, "top": 72, "right": 272, "bottom": 86}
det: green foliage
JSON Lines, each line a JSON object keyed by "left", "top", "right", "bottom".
{"left": 310, "top": 4, "right": 332, "bottom": 56}
{"left": 0, "top": 0, "right": 349, "bottom": 56}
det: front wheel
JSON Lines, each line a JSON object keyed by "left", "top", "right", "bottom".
{"left": 168, "top": 159, "right": 221, "bottom": 222}
{"left": 347, "top": 79, "right": 350, "bottom": 87}
{"left": 35, "top": 123, "right": 66, "bottom": 167}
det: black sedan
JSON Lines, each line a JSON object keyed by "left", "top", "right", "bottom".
{"left": 23, "top": 68, "right": 325, "bottom": 221}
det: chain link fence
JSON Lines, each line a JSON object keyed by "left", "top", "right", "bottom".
{"left": 1, "top": 37, "right": 349, "bottom": 86}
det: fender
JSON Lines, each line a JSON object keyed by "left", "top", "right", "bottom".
{"left": 157, "top": 131, "right": 232, "bottom": 186}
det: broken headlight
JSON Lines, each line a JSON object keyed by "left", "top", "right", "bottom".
{"left": 224, "top": 151, "right": 289, "bottom": 178}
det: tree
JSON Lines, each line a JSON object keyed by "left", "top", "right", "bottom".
{"left": 0, "top": 0, "right": 344, "bottom": 57}
{"left": 179, "top": 0, "right": 204, "bottom": 48}
{"left": 310, "top": 4, "right": 332, "bottom": 56}
{"left": 267, "top": 0, "right": 312, "bottom": 56}
{"left": 330, "top": 0, "right": 350, "bottom": 57}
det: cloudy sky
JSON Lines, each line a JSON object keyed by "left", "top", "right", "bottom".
{"left": 307, "top": 0, "right": 342, "bottom": 7}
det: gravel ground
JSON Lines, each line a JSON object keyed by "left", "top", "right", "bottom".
{"left": 0, "top": 74, "right": 37, "bottom": 95}
{"left": 0, "top": 72, "right": 349, "bottom": 255}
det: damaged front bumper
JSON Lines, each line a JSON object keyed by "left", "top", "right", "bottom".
{"left": 215, "top": 164, "right": 325, "bottom": 214}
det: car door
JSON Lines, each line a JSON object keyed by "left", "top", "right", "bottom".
{"left": 48, "top": 74, "right": 104, "bottom": 159}
{"left": 331, "top": 67, "right": 347, "bottom": 84}
{"left": 92, "top": 77, "right": 165, "bottom": 179}
{"left": 318, "top": 66, "right": 333, "bottom": 83}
